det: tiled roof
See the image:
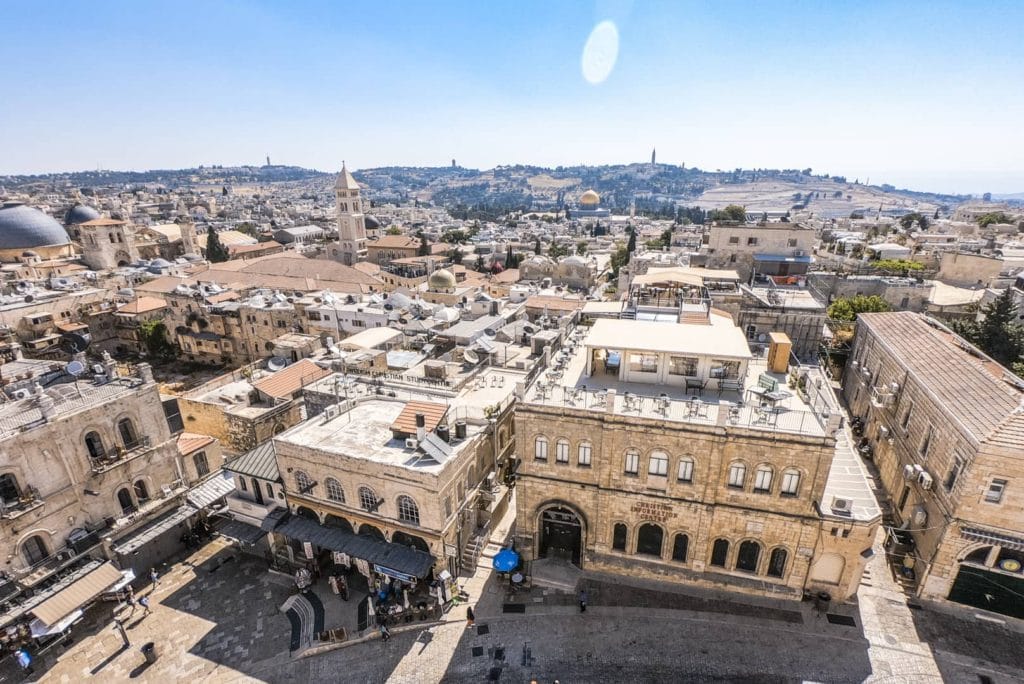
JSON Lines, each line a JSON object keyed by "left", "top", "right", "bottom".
{"left": 251, "top": 359, "right": 331, "bottom": 399}
{"left": 177, "top": 432, "right": 216, "bottom": 455}
{"left": 390, "top": 400, "right": 448, "bottom": 436}
{"left": 368, "top": 235, "right": 420, "bottom": 249}
{"left": 118, "top": 296, "right": 167, "bottom": 315}
{"left": 224, "top": 441, "right": 280, "bottom": 481}
{"left": 858, "top": 312, "right": 1024, "bottom": 444}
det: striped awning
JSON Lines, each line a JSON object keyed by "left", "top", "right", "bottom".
{"left": 961, "top": 526, "right": 1024, "bottom": 551}
{"left": 112, "top": 505, "right": 197, "bottom": 555}
{"left": 186, "top": 472, "right": 234, "bottom": 509}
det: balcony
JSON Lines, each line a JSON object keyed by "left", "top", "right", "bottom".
{"left": 89, "top": 436, "right": 154, "bottom": 473}
{"left": 226, "top": 491, "right": 278, "bottom": 523}
{"left": 0, "top": 487, "right": 43, "bottom": 520}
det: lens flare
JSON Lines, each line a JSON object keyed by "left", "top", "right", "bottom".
{"left": 581, "top": 20, "right": 619, "bottom": 85}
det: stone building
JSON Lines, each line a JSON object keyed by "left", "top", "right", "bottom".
{"left": 271, "top": 366, "right": 519, "bottom": 578}
{"left": 514, "top": 310, "right": 879, "bottom": 601}
{"left": 0, "top": 359, "right": 211, "bottom": 633}
{"left": 703, "top": 222, "right": 816, "bottom": 281}
{"left": 78, "top": 217, "right": 139, "bottom": 269}
{"left": 843, "top": 312, "right": 1024, "bottom": 618}
{"left": 326, "top": 163, "right": 368, "bottom": 266}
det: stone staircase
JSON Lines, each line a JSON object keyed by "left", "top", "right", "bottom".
{"left": 462, "top": 535, "right": 486, "bottom": 569}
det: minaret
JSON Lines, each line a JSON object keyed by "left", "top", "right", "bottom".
{"left": 178, "top": 216, "right": 198, "bottom": 255}
{"left": 651, "top": 148, "right": 656, "bottom": 166}
{"left": 333, "top": 161, "right": 367, "bottom": 266}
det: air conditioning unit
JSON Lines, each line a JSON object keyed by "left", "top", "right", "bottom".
{"left": 405, "top": 437, "right": 418, "bottom": 450}
{"left": 912, "top": 506, "right": 928, "bottom": 527}
{"left": 831, "top": 496, "right": 853, "bottom": 515}
{"left": 902, "top": 464, "right": 915, "bottom": 480}
{"left": 917, "top": 472, "right": 934, "bottom": 490}
{"left": 323, "top": 405, "right": 339, "bottom": 420}
{"left": 11, "top": 388, "right": 30, "bottom": 401}
{"left": 794, "top": 250, "right": 806, "bottom": 258}
{"left": 878, "top": 425, "right": 890, "bottom": 438}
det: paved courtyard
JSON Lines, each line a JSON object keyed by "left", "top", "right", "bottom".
{"left": 3, "top": 530, "right": 1023, "bottom": 683}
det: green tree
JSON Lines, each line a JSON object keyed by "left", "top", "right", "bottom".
{"left": 575, "top": 241, "right": 588, "bottom": 256}
{"left": 386, "top": 226, "right": 403, "bottom": 235}
{"left": 899, "top": 213, "right": 929, "bottom": 231}
{"left": 138, "top": 320, "right": 176, "bottom": 360}
{"left": 709, "top": 204, "right": 747, "bottom": 222}
{"left": 626, "top": 229, "right": 637, "bottom": 254}
{"left": 448, "top": 248, "right": 464, "bottom": 265}
{"left": 534, "top": 237, "right": 542, "bottom": 255}
{"left": 474, "top": 254, "right": 486, "bottom": 271}
{"left": 417, "top": 231, "right": 429, "bottom": 256}
{"left": 951, "top": 289, "right": 1024, "bottom": 370}
{"left": 827, "top": 295, "right": 891, "bottom": 322}
{"left": 548, "top": 242, "right": 570, "bottom": 259}
{"left": 871, "top": 259, "right": 924, "bottom": 274}
{"left": 977, "top": 212, "right": 1012, "bottom": 228}
{"left": 610, "top": 245, "right": 630, "bottom": 278}
{"left": 205, "top": 226, "right": 230, "bottom": 263}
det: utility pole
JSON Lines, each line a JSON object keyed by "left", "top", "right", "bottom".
{"left": 113, "top": 618, "right": 130, "bottom": 649}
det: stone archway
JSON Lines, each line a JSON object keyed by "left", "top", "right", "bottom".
{"left": 324, "top": 514, "right": 354, "bottom": 534}
{"left": 537, "top": 503, "right": 585, "bottom": 567}
{"left": 295, "top": 506, "right": 319, "bottom": 521}
{"left": 358, "top": 523, "right": 385, "bottom": 541}
{"left": 392, "top": 530, "right": 430, "bottom": 554}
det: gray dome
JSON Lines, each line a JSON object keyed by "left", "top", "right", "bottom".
{"left": 64, "top": 204, "right": 100, "bottom": 225}
{"left": 364, "top": 215, "right": 381, "bottom": 230}
{"left": 0, "top": 202, "right": 71, "bottom": 250}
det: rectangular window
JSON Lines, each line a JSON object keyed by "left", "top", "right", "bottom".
{"left": 780, "top": 471, "right": 800, "bottom": 496}
{"left": 624, "top": 450, "right": 639, "bottom": 475}
{"left": 919, "top": 426, "right": 932, "bottom": 459}
{"left": 628, "top": 353, "right": 658, "bottom": 373}
{"left": 747, "top": 237, "right": 758, "bottom": 246}
{"left": 728, "top": 463, "right": 745, "bottom": 488}
{"left": 788, "top": 238, "right": 798, "bottom": 247}
{"left": 578, "top": 443, "right": 592, "bottom": 467}
{"left": 754, "top": 468, "right": 772, "bottom": 492}
{"left": 901, "top": 402, "right": 913, "bottom": 430}
{"left": 668, "top": 356, "right": 699, "bottom": 377}
{"left": 984, "top": 478, "right": 1007, "bottom": 503}
{"left": 710, "top": 360, "right": 741, "bottom": 380}
{"left": 649, "top": 452, "right": 668, "bottom": 477}
{"left": 944, "top": 456, "right": 964, "bottom": 493}
{"left": 728, "top": 236, "right": 739, "bottom": 245}
{"left": 677, "top": 459, "right": 694, "bottom": 483}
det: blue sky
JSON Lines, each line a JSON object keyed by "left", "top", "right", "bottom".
{"left": 2, "top": 0, "right": 1022, "bottom": 194}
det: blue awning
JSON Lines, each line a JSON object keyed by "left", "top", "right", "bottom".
{"left": 753, "top": 254, "right": 812, "bottom": 263}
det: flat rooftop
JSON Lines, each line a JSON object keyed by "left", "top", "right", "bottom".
{"left": 523, "top": 325, "right": 829, "bottom": 438}
{"left": 0, "top": 377, "right": 145, "bottom": 440}
{"left": 276, "top": 398, "right": 482, "bottom": 473}
{"left": 585, "top": 317, "right": 753, "bottom": 359}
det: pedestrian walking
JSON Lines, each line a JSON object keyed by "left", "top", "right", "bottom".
{"left": 150, "top": 567, "right": 160, "bottom": 591}
{"left": 379, "top": 623, "right": 391, "bottom": 642}
{"left": 578, "top": 589, "right": 588, "bottom": 613}
{"left": 124, "top": 595, "right": 137, "bottom": 618}
{"left": 466, "top": 605, "right": 475, "bottom": 627}
{"left": 16, "top": 648, "right": 34, "bottom": 675}
{"left": 139, "top": 596, "right": 152, "bottom": 616}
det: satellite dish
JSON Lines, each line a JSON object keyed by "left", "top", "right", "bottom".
{"left": 67, "top": 360, "right": 86, "bottom": 377}
{"left": 463, "top": 349, "right": 480, "bottom": 364}
{"left": 23, "top": 295, "right": 34, "bottom": 303}
{"left": 61, "top": 333, "right": 91, "bottom": 354}
{"left": 267, "top": 356, "right": 288, "bottom": 372}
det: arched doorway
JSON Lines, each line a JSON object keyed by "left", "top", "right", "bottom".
{"left": 117, "top": 488, "right": 135, "bottom": 515}
{"left": 295, "top": 506, "right": 319, "bottom": 521}
{"left": 949, "top": 545, "right": 1024, "bottom": 619}
{"left": 538, "top": 504, "right": 583, "bottom": 566}
{"left": 252, "top": 478, "right": 264, "bottom": 505}
{"left": 392, "top": 531, "right": 430, "bottom": 554}
{"left": 324, "top": 514, "right": 354, "bottom": 534}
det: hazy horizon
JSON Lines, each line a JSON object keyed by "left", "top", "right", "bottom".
{"left": 2, "top": 1, "right": 1022, "bottom": 196}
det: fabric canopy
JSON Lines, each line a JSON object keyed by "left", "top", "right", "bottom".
{"left": 31, "top": 561, "right": 122, "bottom": 627}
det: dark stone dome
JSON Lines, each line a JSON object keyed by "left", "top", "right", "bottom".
{"left": 0, "top": 202, "right": 71, "bottom": 250}
{"left": 64, "top": 204, "right": 101, "bottom": 225}
{"left": 364, "top": 215, "right": 381, "bottom": 230}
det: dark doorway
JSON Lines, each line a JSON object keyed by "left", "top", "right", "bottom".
{"left": 635, "top": 523, "right": 663, "bottom": 557}
{"left": 539, "top": 506, "right": 582, "bottom": 566}
{"left": 117, "top": 488, "right": 135, "bottom": 515}
{"left": 252, "top": 478, "right": 264, "bottom": 505}
{"left": 392, "top": 531, "right": 430, "bottom": 554}
{"left": 736, "top": 540, "right": 761, "bottom": 573}
{"left": 324, "top": 514, "right": 354, "bottom": 534}
{"left": 949, "top": 564, "right": 1024, "bottom": 619}
{"left": 359, "top": 524, "right": 385, "bottom": 540}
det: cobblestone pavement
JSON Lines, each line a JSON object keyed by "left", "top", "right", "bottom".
{"left": 5, "top": 515, "right": 1023, "bottom": 683}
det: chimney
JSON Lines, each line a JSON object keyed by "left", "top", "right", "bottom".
{"left": 415, "top": 413, "right": 426, "bottom": 441}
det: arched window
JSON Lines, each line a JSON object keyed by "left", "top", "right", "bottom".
{"left": 84, "top": 431, "right": 106, "bottom": 460}
{"left": 193, "top": 452, "right": 210, "bottom": 478}
{"left": 265, "top": 482, "right": 275, "bottom": 499}
{"left": 677, "top": 457, "right": 694, "bottom": 483}
{"left": 710, "top": 539, "right": 729, "bottom": 567}
{"left": 295, "top": 471, "right": 313, "bottom": 494}
{"left": 0, "top": 473, "right": 21, "bottom": 505}
{"left": 555, "top": 439, "right": 570, "bottom": 463}
{"left": 736, "top": 540, "right": 762, "bottom": 573}
{"left": 578, "top": 442, "right": 592, "bottom": 466}
{"left": 767, "top": 548, "right": 788, "bottom": 578}
{"left": 648, "top": 451, "right": 669, "bottom": 477}
{"left": 117, "top": 487, "right": 135, "bottom": 515}
{"left": 534, "top": 436, "right": 548, "bottom": 460}
{"left": 239, "top": 477, "right": 248, "bottom": 492}
{"left": 672, "top": 533, "right": 689, "bottom": 562}
{"left": 612, "top": 523, "right": 628, "bottom": 552}
{"left": 780, "top": 469, "right": 801, "bottom": 496}
{"left": 358, "top": 486, "right": 378, "bottom": 511}
{"left": 754, "top": 465, "right": 773, "bottom": 493}
{"left": 325, "top": 478, "right": 345, "bottom": 503}
{"left": 624, "top": 449, "right": 640, "bottom": 475}
{"left": 636, "top": 523, "right": 664, "bottom": 557}
{"left": 21, "top": 535, "right": 49, "bottom": 566}
{"left": 397, "top": 495, "right": 420, "bottom": 525}
{"left": 133, "top": 480, "right": 149, "bottom": 504}
{"left": 727, "top": 462, "right": 746, "bottom": 489}
{"left": 117, "top": 418, "right": 137, "bottom": 447}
